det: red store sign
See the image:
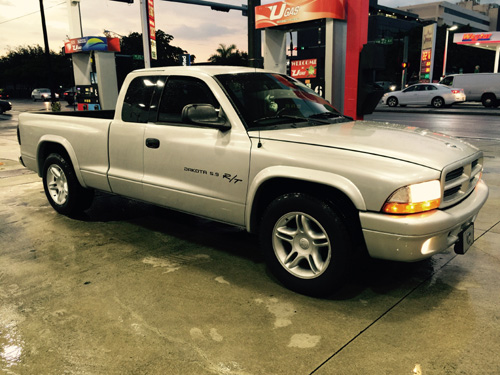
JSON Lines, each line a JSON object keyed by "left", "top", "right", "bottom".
{"left": 148, "top": 0, "right": 157, "bottom": 60}
{"left": 255, "top": 0, "right": 345, "bottom": 29}
{"left": 291, "top": 59, "right": 317, "bottom": 79}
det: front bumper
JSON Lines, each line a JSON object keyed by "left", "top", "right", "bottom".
{"left": 360, "top": 180, "right": 488, "bottom": 262}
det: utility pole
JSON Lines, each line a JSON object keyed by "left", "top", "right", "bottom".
{"left": 140, "top": 0, "right": 152, "bottom": 68}
{"left": 39, "top": 0, "right": 59, "bottom": 110}
{"left": 401, "top": 35, "right": 409, "bottom": 89}
{"left": 247, "top": 0, "right": 262, "bottom": 68}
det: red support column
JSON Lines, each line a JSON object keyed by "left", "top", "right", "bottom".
{"left": 344, "top": 0, "right": 369, "bottom": 120}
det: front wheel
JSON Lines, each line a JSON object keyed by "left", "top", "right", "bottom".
{"left": 387, "top": 97, "right": 398, "bottom": 107}
{"left": 259, "top": 193, "right": 352, "bottom": 296}
{"left": 42, "top": 153, "right": 94, "bottom": 216}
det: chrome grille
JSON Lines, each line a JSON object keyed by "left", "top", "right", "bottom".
{"left": 441, "top": 154, "right": 483, "bottom": 208}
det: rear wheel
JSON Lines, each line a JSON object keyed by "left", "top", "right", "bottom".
{"left": 42, "top": 153, "right": 94, "bottom": 216}
{"left": 259, "top": 193, "right": 352, "bottom": 296}
{"left": 387, "top": 96, "right": 398, "bottom": 107}
{"left": 431, "top": 96, "right": 445, "bottom": 108}
{"left": 482, "top": 94, "right": 497, "bottom": 108}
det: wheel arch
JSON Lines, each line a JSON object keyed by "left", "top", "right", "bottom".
{"left": 37, "top": 136, "right": 86, "bottom": 187}
{"left": 248, "top": 171, "right": 369, "bottom": 260}
{"left": 432, "top": 96, "right": 445, "bottom": 107}
{"left": 246, "top": 166, "right": 366, "bottom": 232}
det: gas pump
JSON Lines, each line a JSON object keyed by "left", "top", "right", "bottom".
{"left": 76, "top": 85, "right": 100, "bottom": 111}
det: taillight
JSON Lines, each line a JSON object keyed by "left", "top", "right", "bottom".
{"left": 451, "top": 89, "right": 462, "bottom": 94}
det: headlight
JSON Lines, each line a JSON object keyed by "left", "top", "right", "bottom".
{"left": 382, "top": 180, "right": 441, "bottom": 214}
{"left": 389, "top": 85, "right": 397, "bottom": 91}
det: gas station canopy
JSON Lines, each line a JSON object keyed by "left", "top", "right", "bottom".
{"left": 453, "top": 31, "right": 500, "bottom": 72}
{"left": 254, "top": 0, "right": 345, "bottom": 29}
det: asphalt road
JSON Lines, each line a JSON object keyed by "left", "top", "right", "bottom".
{"left": 1, "top": 99, "right": 500, "bottom": 374}
{"left": 367, "top": 102, "right": 500, "bottom": 140}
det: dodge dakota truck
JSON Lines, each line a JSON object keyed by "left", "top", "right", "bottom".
{"left": 18, "top": 66, "right": 489, "bottom": 296}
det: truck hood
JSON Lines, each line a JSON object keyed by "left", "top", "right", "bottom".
{"left": 255, "top": 120, "right": 479, "bottom": 170}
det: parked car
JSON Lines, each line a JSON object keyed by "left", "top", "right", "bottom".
{"left": 439, "top": 73, "right": 500, "bottom": 107}
{"left": 0, "top": 99, "right": 12, "bottom": 114}
{"left": 0, "top": 89, "right": 11, "bottom": 99}
{"left": 375, "top": 81, "right": 398, "bottom": 92}
{"left": 62, "top": 87, "right": 77, "bottom": 105}
{"left": 382, "top": 83, "right": 466, "bottom": 108}
{"left": 31, "top": 88, "right": 59, "bottom": 101}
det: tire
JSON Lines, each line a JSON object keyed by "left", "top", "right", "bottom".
{"left": 259, "top": 193, "right": 352, "bottom": 296}
{"left": 42, "top": 153, "right": 94, "bottom": 216}
{"left": 32, "top": 96, "right": 37, "bottom": 102}
{"left": 431, "top": 96, "right": 445, "bottom": 108}
{"left": 482, "top": 94, "right": 497, "bottom": 108}
{"left": 387, "top": 96, "right": 398, "bottom": 107}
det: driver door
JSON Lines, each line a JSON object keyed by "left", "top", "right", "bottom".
{"left": 142, "top": 75, "right": 252, "bottom": 226}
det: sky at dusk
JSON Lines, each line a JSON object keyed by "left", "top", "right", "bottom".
{"left": 0, "top": 0, "right": 499, "bottom": 62}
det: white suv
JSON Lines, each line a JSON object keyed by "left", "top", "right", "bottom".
{"left": 31, "top": 88, "right": 59, "bottom": 101}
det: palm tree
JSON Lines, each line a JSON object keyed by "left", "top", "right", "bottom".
{"left": 208, "top": 43, "right": 237, "bottom": 64}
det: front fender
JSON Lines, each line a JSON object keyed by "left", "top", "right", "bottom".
{"left": 245, "top": 166, "right": 366, "bottom": 232}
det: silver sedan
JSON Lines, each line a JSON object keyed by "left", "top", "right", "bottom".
{"left": 382, "top": 83, "right": 466, "bottom": 108}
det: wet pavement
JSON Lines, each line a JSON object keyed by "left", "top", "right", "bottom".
{"left": 1, "top": 101, "right": 499, "bottom": 374}
{"left": 375, "top": 101, "right": 500, "bottom": 116}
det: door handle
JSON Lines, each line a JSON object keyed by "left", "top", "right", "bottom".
{"left": 146, "top": 138, "right": 160, "bottom": 149}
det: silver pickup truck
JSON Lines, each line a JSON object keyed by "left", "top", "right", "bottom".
{"left": 18, "top": 66, "right": 489, "bottom": 296}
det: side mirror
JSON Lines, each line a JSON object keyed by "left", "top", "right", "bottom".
{"left": 181, "top": 104, "right": 231, "bottom": 131}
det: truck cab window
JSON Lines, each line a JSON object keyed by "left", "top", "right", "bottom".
{"left": 158, "top": 76, "right": 219, "bottom": 124}
{"left": 122, "top": 76, "right": 162, "bottom": 123}
{"left": 440, "top": 76, "right": 453, "bottom": 86}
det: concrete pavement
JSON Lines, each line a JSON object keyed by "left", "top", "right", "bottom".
{"left": 1, "top": 101, "right": 499, "bottom": 374}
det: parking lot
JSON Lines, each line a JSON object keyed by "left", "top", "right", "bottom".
{"left": 1, "top": 100, "right": 499, "bottom": 374}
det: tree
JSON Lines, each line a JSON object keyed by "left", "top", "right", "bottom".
{"left": 208, "top": 44, "right": 248, "bottom": 66}
{"left": 116, "top": 29, "right": 191, "bottom": 86}
{"left": 0, "top": 30, "right": 190, "bottom": 95}
{"left": 0, "top": 45, "right": 73, "bottom": 97}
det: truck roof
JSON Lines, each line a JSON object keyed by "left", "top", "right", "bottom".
{"left": 131, "top": 65, "right": 272, "bottom": 76}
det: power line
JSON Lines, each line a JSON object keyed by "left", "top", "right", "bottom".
{"left": 0, "top": 1, "right": 65, "bottom": 26}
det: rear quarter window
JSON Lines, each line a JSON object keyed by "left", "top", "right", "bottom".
{"left": 122, "top": 76, "right": 161, "bottom": 123}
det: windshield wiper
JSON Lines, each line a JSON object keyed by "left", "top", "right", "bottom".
{"left": 252, "top": 115, "right": 312, "bottom": 125}
{"left": 309, "top": 112, "right": 343, "bottom": 120}
{"left": 251, "top": 113, "right": 344, "bottom": 128}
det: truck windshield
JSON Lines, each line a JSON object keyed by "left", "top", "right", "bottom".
{"left": 215, "top": 73, "right": 346, "bottom": 130}
{"left": 439, "top": 76, "right": 454, "bottom": 86}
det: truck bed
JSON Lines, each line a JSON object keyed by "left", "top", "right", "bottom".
{"left": 18, "top": 110, "right": 113, "bottom": 192}
{"left": 32, "top": 109, "right": 115, "bottom": 119}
